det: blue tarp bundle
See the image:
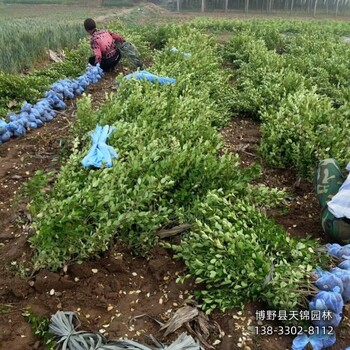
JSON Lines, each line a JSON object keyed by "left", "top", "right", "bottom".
{"left": 124, "top": 70, "right": 176, "bottom": 85}
{"left": 0, "top": 64, "right": 104, "bottom": 144}
{"left": 81, "top": 125, "right": 118, "bottom": 169}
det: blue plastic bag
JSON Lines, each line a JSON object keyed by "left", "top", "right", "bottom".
{"left": 21, "top": 101, "right": 32, "bottom": 113}
{"left": 338, "top": 260, "right": 350, "bottom": 270}
{"left": 311, "top": 311, "right": 342, "bottom": 328}
{"left": 0, "top": 120, "right": 7, "bottom": 134}
{"left": 326, "top": 243, "right": 342, "bottom": 257}
{"left": 124, "top": 70, "right": 176, "bottom": 85}
{"left": 81, "top": 125, "right": 118, "bottom": 169}
{"left": 309, "top": 288, "right": 343, "bottom": 315}
{"left": 327, "top": 243, "right": 350, "bottom": 259}
{"left": 314, "top": 272, "right": 344, "bottom": 294}
{"left": 330, "top": 267, "right": 350, "bottom": 302}
{"left": 292, "top": 331, "right": 336, "bottom": 350}
{"left": 1, "top": 131, "right": 12, "bottom": 142}
{"left": 339, "top": 246, "right": 350, "bottom": 259}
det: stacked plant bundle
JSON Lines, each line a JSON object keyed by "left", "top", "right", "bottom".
{"left": 0, "top": 65, "right": 103, "bottom": 143}
{"left": 0, "top": 41, "right": 90, "bottom": 118}
{"left": 28, "top": 25, "right": 329, "bottom": 315}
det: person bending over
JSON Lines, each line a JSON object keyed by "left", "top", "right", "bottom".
{"left": 84, "top": 18, "right": 125, "bottom": 72}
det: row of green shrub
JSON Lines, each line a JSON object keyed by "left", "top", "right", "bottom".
{"left": 27, "top": 23, "right": 329, "bottom": 314}
{"left": 200, "top": 18, "right": 350, "bottom": 178}
{"left": 0, "top": 40, "right": 90, "bottom": 118}
{"left": 0, "top": 15, "right": 93, "bottom": 118}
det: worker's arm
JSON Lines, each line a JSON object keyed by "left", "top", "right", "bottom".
{"left": 109, "top": 31, "right": 125, "bottom": 44}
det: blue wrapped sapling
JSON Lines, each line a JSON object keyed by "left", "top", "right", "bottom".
{"left": 124, "top": 70, "right": 176, "bottom": 85}
{"left": 309, "top": 288, "right": 343, "bottom": 327}
{"left": 327, "top": 243, "right": 350, "bottom": 259}
{"left": 314, "top": 271, "right": 344, "bottom": 294}
{"left": 338, "top": 260, "right": 350, "bottom": 270}
{"left": 292, "top": 331, "right": 336, "bottom": 350}
{"left": 330, "top": 267, "right": 350, "bottom": 302}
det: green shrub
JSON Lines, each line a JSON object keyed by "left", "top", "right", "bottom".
{"left": 27, "top": 23, "right": 329, "bottom": 316}
{"left": 259, "top": 88, "right": 334, "bottom": 178}
{"left": 170, "top": 191, "right": 327, "bottom": 313}
{"left": 219, "top": 19, "right": 350, "bottom": 178}
{"left": 0, "top": 40, "right": 90, "bottom": 116}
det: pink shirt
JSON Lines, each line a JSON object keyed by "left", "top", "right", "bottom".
{"left": 90, "top": 29, "right": 125, "bottom": 64}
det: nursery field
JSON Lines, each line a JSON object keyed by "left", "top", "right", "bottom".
{"left": 1, "top": 5, "right": 350, "bottom": 350}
